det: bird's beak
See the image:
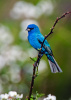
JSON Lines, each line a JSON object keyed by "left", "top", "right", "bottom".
{"left": 26, "top": 28, "right": 30, "bottom": 31}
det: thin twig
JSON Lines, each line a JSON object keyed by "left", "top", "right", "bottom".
{"left": 28, "top": 11, "right": 71, "bottom": 100}
{"left": 28, "top": 52, "right": 42, "bottom": 100}
{"left": 41, "top": 11, "right": 71, "bottom": 48}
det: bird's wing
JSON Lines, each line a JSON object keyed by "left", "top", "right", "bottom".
{"left": 37, "top": 34, "right": 53, "bottom": 55}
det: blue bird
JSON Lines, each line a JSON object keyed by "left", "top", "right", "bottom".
{"left": 26, "top": 24, "right": 62, "bottom": 73}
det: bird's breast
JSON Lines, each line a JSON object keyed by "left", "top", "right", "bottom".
{"left": 28, "top": 34, "right": 41, "bottom": 50}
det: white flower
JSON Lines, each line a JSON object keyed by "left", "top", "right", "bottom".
{"left": 0, "top": 24, "right": 13, "bottom": 47}
{"left": 0, "top": 24, "right": 29, "bottom": 69}
{"left": 10, "top": 1, "right": 38, "bottom": 19}
{"left": 0, "top": 91, "right": 23, "bottom": 100}
{"left": 16, "top": 94, "right": 23, "bottom": 99}
{"left": 8, "top": 91, "right": 23, "bottom": 99}
{"left": 37, "top": 0, "right": 54, "bottom": 15}
{"left": 0, "top": 94, "right": 5, "bottom": 99}
{"left": 2, "top": 46, "right": 28, "bottom": 62}
{"left": 4, "top": 93, "right": 9, "bottom": 99}
{"left": 0, "top": 45, "right": 28, "bottom": 69}
{"left": 8, "top": 91, "right": 17, "bottom": 97}
{"left": 0, "top": 94, "right": 9, "bottom": 100}
{"left": 10, "top": 0, "right": 54, "bottom": 19}
{"left": 43, "top": 94, "right": 56, "bottom": 100}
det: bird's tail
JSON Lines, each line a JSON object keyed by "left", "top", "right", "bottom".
{"left": 46, "top": 55, "right": 62, "bottom": 73}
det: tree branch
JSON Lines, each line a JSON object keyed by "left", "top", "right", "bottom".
{"left": 41, "top": 11, "right": 71, "bottom": 48}
{"left": 28, "top": 11, "right": 71, "bottom": 100}
{"left": 28, "top": 52, "right": 42, "bottom": 100}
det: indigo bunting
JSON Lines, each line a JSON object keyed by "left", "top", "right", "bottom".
{"left": 26, "top": 24, "right": 62, "bottom": 73}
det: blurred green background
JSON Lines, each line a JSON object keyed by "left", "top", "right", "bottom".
{"left": 0, "top": 0, "right": 71, "bottom": 100}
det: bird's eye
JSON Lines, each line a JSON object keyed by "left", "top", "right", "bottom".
{"left": 26, "top": 28, "right": 34, "bottom": 32}
{"left": 29, "top": 28, "right": 34, "bottom": 30}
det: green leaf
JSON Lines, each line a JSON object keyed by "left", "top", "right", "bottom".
{"left": 26, "top": 92, "right": 44, "bottom": 100}
{"left": 16, "top": 99, "right": 20, "bottom": 100}
{"left": 30, "top": 57, "right": 37, "bottom": 62}
{"left": 36, "top": 91, "right": 45, "bottom": 100}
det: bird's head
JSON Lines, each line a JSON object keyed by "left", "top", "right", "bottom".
{"left": 26, "top": 24, "right": 40, "bottom": 34}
